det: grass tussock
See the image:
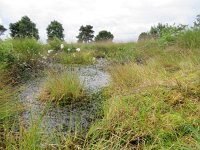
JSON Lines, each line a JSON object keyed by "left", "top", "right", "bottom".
{"left": 39, "top": 71, "right": 85, "bottom": 105}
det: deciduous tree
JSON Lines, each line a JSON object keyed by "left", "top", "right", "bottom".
{"left": 77, "top": 25, "right": 94, "bottom": 43}
{"left": 0, "top": 25, "right": 6, "bottom": 37}
{"left": 194, "top": 14, "right": 200, "bottom": 28}
{"left": 9, "top": 16, "right": 39, "bottom": 39}
{"left": 95, "top": 30, "right": 114, "bottom": 42}
{"left": 46, "top": 21, "right": 64, "bottom": 41}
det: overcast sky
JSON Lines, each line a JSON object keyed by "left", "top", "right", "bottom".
{"left": 0, "top": 0, "right": 199, "bottom": 42}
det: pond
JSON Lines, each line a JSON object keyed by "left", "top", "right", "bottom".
{"left": 20, "top": 59, "right": 110, "bottom": 132}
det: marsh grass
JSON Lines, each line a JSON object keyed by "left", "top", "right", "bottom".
{"left": 1, "top": 28, "right": 200, "bottom": 149}
{"left": 83, "top": 47, "right": 200, "bottom": 149}
{"left": 0, "top": 38, "right": 46, "bottom": 82}
{"left": 58, "top": 51, "right": 94, "bottom": 65}
{"left": 0, "top": 65, "right": 22, "bottom": 120}
{"left": 0, "top": 65, "right": 23, "bottom": 149}
{"left": 4, "top": 89, "right": 108, "bottom": 150}
{"left": 4, "top": 115, "right": 86, "bottom": 150}
{"left": 39, "top": 71, "right": 85, "bottom": 105}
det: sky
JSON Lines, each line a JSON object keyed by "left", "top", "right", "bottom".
{"left": 0, "top": 0, "right": 199, "bottom": 42}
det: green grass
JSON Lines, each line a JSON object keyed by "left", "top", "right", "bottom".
{"left": 0, "top": 65, "right": 22, "bottom": 120}
{"left": 83, "top": 47, "right": 200, "bottom": 149}
{"left": 0, "top": 38, "right": 46, "bottom": 82}
{"left": 1, "top": 27, "right": 200, "bottom": 149}
{"left": 0, "top": 64, "right": 23, "bottom": 149}
{"left": 39, "top": 71, "right": 85, "bottom": 105}
{"left": 57, "top": 50, "right": 94, "bottom": 65}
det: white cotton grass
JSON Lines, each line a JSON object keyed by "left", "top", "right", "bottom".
{"left": 60, "top": 44, "right": 64, "bottom": 50}
{"left": 48, "top": 50, "right": 53, "bottom": 54}
{"left": 76, "top": 48, "right": 81, "bottom": 52}
{"left": 42, "top": 56, "right": 47, "bottom": 60}
{"left": 67, "top": 48, "right": 71, "bottom": 51}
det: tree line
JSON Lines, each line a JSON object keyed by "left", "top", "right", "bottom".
{"left": 0, "top": 16, "right": 114, "bottom": 43}
{"left": 138, "top": 14, "right": 200, "bottom": 42}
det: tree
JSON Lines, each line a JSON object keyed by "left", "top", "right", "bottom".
{"left": 149, "top": 23, "right": 167, "bottom": 39}
{"left": 138, "top": 32, "right": 149, "bottom": 41}
{"left": 149, "top": 23, "right": 186, "bottom": 40}
{"left": 194, "top": 14, "right": 200, "bottom": 28}
{"left": 0, "top": 25, "right": 7, "bottom": 37}
{"left": 77, "top": 25, "right": 94, "bottom": 43}
{"left": 9, "top": 16, "right": 39, "bottom": 39}
{"left": 46, "top": 21, "right": 64, "bottom": 41}
{"left": 95, "top": 30, "right": 114, "bottom": 42}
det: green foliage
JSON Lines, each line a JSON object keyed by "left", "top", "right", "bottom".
{"left": 46, "top": 20, "right": 64, "bottom": 41}
{"left": 158, "top": 24, "right": 187, "bottom": 45}
{"left": 0, "top": 38, "right": 42, "bottom": 64}
{"left": 0, "top": 24, "right": 6, "bottom": 37}
{"left": 194, "top": 14, "right": 200, "bottom": 28}
{"left": 9, "top": 16, "right": 39, "bottom": 39}
{"left": 138, "top": 32, "right": 149, "bottom": 41}
{"left": 139, "top": 23, "right": 187, "bottom": 46}
{"left": 11, "top": 38, "right": 42, "bottom": 63}
{"left": 0, "top": 40, "right": 15, "bottom": 64}
{"left": 95, "top": 30, "right": 114, "bottom": 42}
{"left": 71, "top": 42, "right": 137, "bottom": 61}
{"left": 77, "top": 25, "right": 94, "bottom": 43}
{"left": 0, "top": 38, "right": 44, "bottom": 82}
{"left": 47, "top": 37, "right": 63, "bottom": 50}
{"left": 177, "top": 28, "right": 200, "bottom": 49}
{"left": 149, "top": 23, "right": 171, "bottom": 38}
{"left": 58, "top": 51, "right": 94, "bottom": 65}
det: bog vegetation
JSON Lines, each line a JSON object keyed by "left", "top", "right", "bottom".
{"left": 0, "top": 14, "right": 200, "bottom": 149}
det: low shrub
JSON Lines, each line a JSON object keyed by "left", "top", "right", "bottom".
{"left": 48, "top": 38, "right": 63, "bottom": 50}
{"left": 177, "top": 28, "right": 200, "bottom": 49}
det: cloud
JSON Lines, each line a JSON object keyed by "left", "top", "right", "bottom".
{"left": 0, "top": 0, "right": 199, "bottom": 42}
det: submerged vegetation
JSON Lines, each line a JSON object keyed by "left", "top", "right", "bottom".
{"left": 0, "top": 15, "right": 200, "bottom": 149}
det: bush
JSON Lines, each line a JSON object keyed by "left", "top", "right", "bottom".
{"left": 0, "top": 38, "right": 45, "bottom": 82}
{"left": 177, "top": 28, "right": 200, "bottom": 49}
{"left": 12, "top": 38, "right": 42, "bottom": 61}
{"left": 0, "top": 40, "right": 15, "bottom": 65}
{"left": 47, "top": 38, "right": 63, "bottom": 50}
